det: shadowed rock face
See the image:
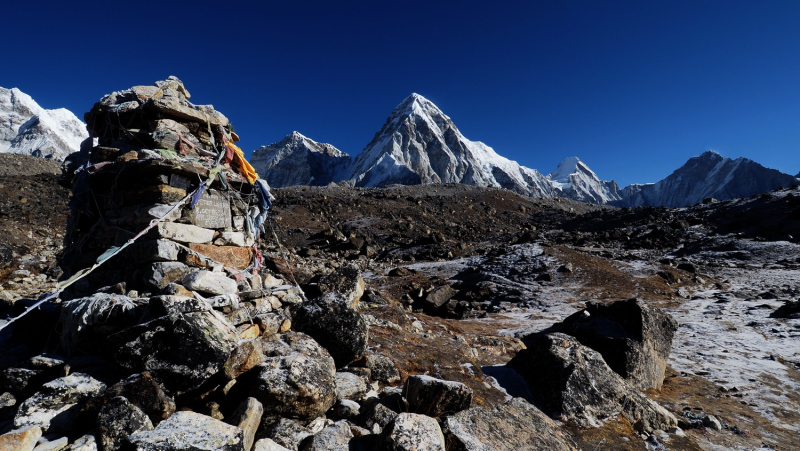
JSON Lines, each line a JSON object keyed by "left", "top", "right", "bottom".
{"left": 548, "top": 298, "right": 678, "bottom": 390}
{"left": 508, "top": 333, "right": 677, "bottom": 433}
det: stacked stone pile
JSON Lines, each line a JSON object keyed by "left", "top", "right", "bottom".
{"left": 58, "top": 76, "right": 262, "bottom": 300}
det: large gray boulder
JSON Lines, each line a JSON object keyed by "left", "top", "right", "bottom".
{"left": 301, "top": 420, "right": 353, "bottom": 451}
{"left": 14, "top": 373, "right": 106, "bottom": 433}
{"left": 243, "top": 332, "right": 337, "bottom": 420}
{"left": 104, "top": 372, "right": 176, "bottom": 423}
{"left": 508, "top": 333, "right": 677, "bottom": 433}
{"left": 290, "top": 293, "right": 368, "bottom": 368}
{"left": 110, "top": 310, "right": 237, "bottom": 395}
{"left": 126, "top": 411, "right": 244, "bottom": 451}
{"left": 551, "top": 298, "right": 678, "bottom": 390}
{"left": 380, "top": 413, "right": 445, "bottom": 451}
{"left": 403, "top": 375, "right": 472, "bottom": 417}
{"left": 443, "top": 397, "right": 575, "bottom": 451}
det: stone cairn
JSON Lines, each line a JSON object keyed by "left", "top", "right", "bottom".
{"left": 58, "top": 76, "right": 266, "bottom": 301}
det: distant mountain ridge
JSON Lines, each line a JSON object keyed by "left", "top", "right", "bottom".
{"left": 251, "top": 94, "right": 799, "bottom": 206}
{"left": 0, "top": 87, "right": 88, "bottom": 161}
{"left": 615, "top": 151, "right": 799, "bottom": 208}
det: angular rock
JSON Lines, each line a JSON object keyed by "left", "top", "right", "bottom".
{"left": 126, "top": 411, "right": 244, "bottom": 451}
{"left": 183, "top": 190, "right": 232, "bottom": 230}
{"left": 333, "top": 399, "right": 360, "bottom": 419}
{"left": 214, "top": 232, "right": 254, "bottom": 248}
{"left": 97, "top": 396, "right": 154, "bottom": 451}
{"left": 301, "top": 420, "right": 353, "bottom": 451}
{"left": 66, "top": 433, "right": 97, "bottom": 451}
{"left": 111, "top": 311, "right": 237, "bottom": 395}
{"left": 58, "top": 294, "right": 142, "bottom": 354}
{"left": 32, "top": 436, "right": 68, "bottom": 451}
{"left": 403, "top": 375, "right": 472, "bottom": 417}
{"left": 443, "top": 397, "right": 575, "bottom": 451}
{"left": 335, "top": 373, "right": 369, "bottom": 403}
{"left": 227, "top": 397, "right": 263, "bottom": 451}
{"left": 187, "top": 245, "right": 253, "bottom": 270}
{"left": 156, "top": 223, "right": 215, "bottom": 244}
{"left": 363, "top": 401, "right": 397, "bottom": 430}
{"left": 14, "top": 373, "right": 106, "bottom": 433}
{"left": 148, "top": 295, "right": 211, "bottom": 316}
{"left": 507, "top": 333, "right": 677, "bottom": 433}
{"left": 290, "top": 293, "right": 368, "bottom": 368}
{"left": 261, "top": 418, "right": 311, "bottom": 450}
{"left": 142, "top": 262, "right": 192, "bottom": 290}
{"left": 181, "top": 271, "right": 238, "bottom": 295}
{"left": 422, "top": 285, "right": 457, "bottom": 310}
{"left": 552, "top": 298, "right": 678, "bottom": 390}
{"left": 105, "top": 372, "right": 176, "bottom": 423}
{"left": 380, "top": 413, "right": 445, "bottom": 451}
{"left": 363, "top": 355, "right": 400, "bottom": 384}
{"left": 123, "top": 239, "right": 181, "bottom": 263}
{"left": 243, "top": 332, "right": 337, "bottom": 420}
{"left": 317, "top": 265, "right": 365, "bottom": 308}
{"left": 0, "top": 426, "right": 41, "bottom": 451}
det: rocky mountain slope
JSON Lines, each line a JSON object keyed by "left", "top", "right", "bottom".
{"left": 618, "top": 151, "right": 800, "bottom": 208}
{"left": 250, "top": 132, "right": 351, "bottom": 187}
{"left": 0, "top": 87, "right": 88, "bottom": 161}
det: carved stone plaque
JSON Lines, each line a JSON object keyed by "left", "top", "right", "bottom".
{"left": 184, "top": 190, "right": 232, "bottom": 229}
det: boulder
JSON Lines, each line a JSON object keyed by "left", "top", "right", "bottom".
{"left": 243, "top": 332, "right": 337, "bottom": 420}
{"left": 32, "top": 436, "right": 68, "bottom": 450}
{"left": 126, "top": 411, "right": 244, "bottom": 451}
{"left": 261, "top": 418, "right": 311, "bottom": 450}
{"left": 0, "top": 426, "right": 41, "bottom": 451}
{"left": 155, "top": 222, "right": 215, "bottom": 244}
{"left": 187, "top": 244, "right": 253, "bottom": 270}
{"left": 334, "top": 372, "right": 369, "bottom": 402}
{"left": 181, "top": 271, "right": 239, "bottom": 296}
{"left": 290, "top": 293, "right": 368, "bottom": 368}
{"left": 0, "top": 356, "right": 67, "bottom": 399}
{"left": 104, "top": 372, "right": 176, "bottom": 423}
{"left": 403, "top": 375, "right": 472, "bottom": 417}
{"left": 142, "top": 262, "right": 192, "bottom": 290}
{"left": 66, "top": 433, "right": 98, "bottom": 451}
{"left": 97, "top": 396, "right": 154, "bottom": 451}
{"left": 380, "top": 413, "right": 445, "bottom": 451}
{"left": 111, "top": 310, "right": 237, "bottom": 395}
{"left": 301, "top": 421, "right": 352, "bottom": 451}
{"left": 316, "top": 264, "right": 365, "bottom": 308}
{"left": 443, "top": 397, "right": 575, "bottom": 451}
{"left": 14, "top": 373, "right": 106, "bottom": 433}
{"left": 507, "top": 333, "right": 677, "bottom": 433}
{"left": 551, "top": 298, "right": 678, "bottom": 390}
{"left": 58, "top": 294, "right": 143, "bottom": 354}
{"left": 333, "top": 399, "right": 360, "bottom": 419}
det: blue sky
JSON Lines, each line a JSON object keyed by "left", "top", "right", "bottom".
{"left": 3, "top": 0, "right": 799, "bottom": 186}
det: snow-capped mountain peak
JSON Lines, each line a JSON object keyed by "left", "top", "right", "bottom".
{"left": 250, "top": 132, "right": 351, "bottom": 187}
{"left": 546, "top": 156, "right": 622, "bottom": 204}
{"left": 0, "top": 87, "right": 88, "bottom": 160}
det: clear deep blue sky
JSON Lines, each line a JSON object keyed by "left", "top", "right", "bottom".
{"left": 4, "top": 0, "right": 799, "bottom": 186}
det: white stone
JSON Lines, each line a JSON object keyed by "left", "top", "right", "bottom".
{"left": 214, "top": 232, "right": 254, "bottom": 247}
{"left": 253, "top": 439, "right": 290, "bottom": 451}
{"left": 127, "top": 411, "right": 244, "bottom": 451}
{"left": 182, "top": 271, "right": 238, "bottom": 295}
{"left": 157, "top": 223, "right": 215, "bottom": 244}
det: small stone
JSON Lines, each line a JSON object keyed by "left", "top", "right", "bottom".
{"left": 702, "top": 415, "right": 722, "bottom": 430}
{"left": 290, "top": 293, "right": 368, "bottom": 368}
{"left": 214, "top": 232, "right": 254, "bottom": 248}
{"left": 236, "top": 324, "right": 261, "bottom": 340}
{"left": 105, "top": 372, "right": 176, "bottom": 423}
{"left": 252, "top": 439, "right": 290, "bottom": 451}
{"left": 142, "top": 262, "right": 192, "bottom": 290}
{"left": 97, "top": 396, "right": 154, "bottom": 451}
{"left": 181, "top": 270, "right": 238, "bottom": 295}
{"left": 422, "top": 285, "right": 457, "bottom": 310}
{"left": 364, "top": 355, "right": 400, "bottom": 384}
{"left": 302, "top": 420, "right": 353, "bottom": 451}
{"left": 0, "top": 426, "right": 42, "bottom": 451}
{"left": 187, "top": 244, "right": 253, "bottom": 270}
{"left": 67, "top": 434, "right": 98, "bottom": 451}
{"left": 333, "top": 399, "right": 361, "bottom": 419}
{"left": 262, "top": 274, "right": 283, "bottom": 289}
{"left": 32, "top": 436, "right": 68, "bottom": 451}
{"left": 317, "top": 264, "right": 365, "bottom": 308}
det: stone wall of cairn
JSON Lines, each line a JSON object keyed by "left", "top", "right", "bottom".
{"left": 58, "top": 77, "right": 268, "bottom": 302}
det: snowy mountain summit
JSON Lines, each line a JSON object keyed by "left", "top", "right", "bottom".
{"left": 0, "top": 87, "right": 88, "bottom": 161}
{"left": 347, "top": 93, "right": 555, "bottom": 197}
{"left": 547, "top": 156, "right": 622, "bottom": 204}
{"left": 250, "top": 131, "right": 351, "bottom": 187}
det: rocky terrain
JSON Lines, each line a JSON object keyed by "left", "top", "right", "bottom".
{"left": 0, "top": 80, "right": 798, "bottom": 450}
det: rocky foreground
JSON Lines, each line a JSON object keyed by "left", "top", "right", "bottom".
{"left": 0, "top": 157, "right": 799, "bottom": 449}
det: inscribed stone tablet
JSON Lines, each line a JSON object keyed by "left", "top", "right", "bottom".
{"left": 185, "top": 190, "right": 232, "bottom": 229}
